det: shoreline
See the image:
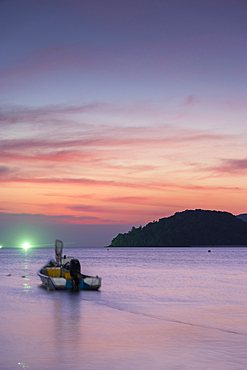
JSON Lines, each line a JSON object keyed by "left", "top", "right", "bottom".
{"left": 105, "top": 245, "right": 247, "bottom": 248}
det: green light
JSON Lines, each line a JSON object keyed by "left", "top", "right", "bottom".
{"left": 0, "top": 246, "right": 2, "bottom": 249}
{"left": 18, "top": 362, "right": 29, "bottom": 369}
{"left": 22, "top": 243, "right": 31, "bottom": 250}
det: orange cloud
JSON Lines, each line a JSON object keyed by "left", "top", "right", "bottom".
{"left": 1, "top": 101, "right": 247, "bottom": 225}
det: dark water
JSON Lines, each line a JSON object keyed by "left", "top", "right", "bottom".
{"left": 1, "top": 247, "right": 247, "bottom": 370}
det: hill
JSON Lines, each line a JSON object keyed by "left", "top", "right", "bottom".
{"left": 237, "top": 213, "right": 247, "bottom": 223}
{"left": 110, "top": 209, "right": 247, "bottom": 247}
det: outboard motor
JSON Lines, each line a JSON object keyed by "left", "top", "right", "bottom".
{"left": 69, "top": 259, "right": 81, "bottom": 291}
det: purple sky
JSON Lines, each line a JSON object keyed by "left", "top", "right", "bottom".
{"left": 0, "top": 0, "right": 247, "bottom": 247}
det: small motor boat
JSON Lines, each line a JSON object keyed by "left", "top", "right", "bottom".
{"left": 37, "top": 239, "right": 101, "bottom": 291}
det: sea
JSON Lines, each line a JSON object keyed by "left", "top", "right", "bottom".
{"left": 1, "top": 246, "right": 247, "bottom": 370}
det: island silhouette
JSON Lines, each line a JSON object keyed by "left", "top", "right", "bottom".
{"left": 110, "top": 209, "right": 247, "bottom": 247}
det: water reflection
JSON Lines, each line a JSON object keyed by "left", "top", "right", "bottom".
{"left": 18, "top": 362, "right": 29, "bottom": 369}
{"left": 23, "top": 282, "right": 31, "bottom": 293}
{"left": 51, "top": 293, "right": 83, "bottom": 362}
{"left": 22, "top": 253, "right": 31, "bottom": 293}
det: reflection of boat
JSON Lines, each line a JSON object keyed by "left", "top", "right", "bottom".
{"left": 37, "top": 240, "right": 101, "bottom": 291}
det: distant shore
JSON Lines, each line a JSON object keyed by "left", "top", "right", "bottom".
{"left": 105, "top": 245, "right": 247, "bottom": 248}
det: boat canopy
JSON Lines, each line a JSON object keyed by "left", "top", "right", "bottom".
{"left": 55, "top": 239, "right": 63, "bottom": 265}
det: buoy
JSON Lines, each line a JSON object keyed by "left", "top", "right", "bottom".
{"left": 107, "top": 248, "right": 109, "bottom": 250}
{"left": 208, "top": 250, "right": 211, "bottom": 253}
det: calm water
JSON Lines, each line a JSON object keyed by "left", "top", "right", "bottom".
{"left": 1, "top": 247, "right": 247, "bottom": 370}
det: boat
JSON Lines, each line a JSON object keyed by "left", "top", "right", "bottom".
{"left": 37, "top": 239, "right": 101, "bottom": 291}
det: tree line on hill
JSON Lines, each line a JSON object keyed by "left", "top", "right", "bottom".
{"left": 110, "top": 209, "right": 247, "bottom": 247}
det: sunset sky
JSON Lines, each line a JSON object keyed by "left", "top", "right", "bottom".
{"left": 1, "top": 0, "right": 247, "bottom": 247}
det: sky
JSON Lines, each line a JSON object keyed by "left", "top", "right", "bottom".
{"left": 0, "top": 0, "right": 247, "bottom": 247}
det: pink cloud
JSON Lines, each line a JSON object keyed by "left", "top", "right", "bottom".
{"left": 0, "top": 148, "right": 96, "bottom": 164}
{"left": 0, "top": 175, "right": 144, "bottom": 189}
{"left": 212, "top": 158, "right": 247, "bottom": 175}
{"left": 0, "top": 126, "right": 231, "bottom": 150}
{"left": 0, "top": 45, "right": 95, "bottom": 82}
{"left": 225, "top": 98, "right": 247, "bottom": 110}
{"left": 0, "top": 165, "right": 10, "bottom": 174}
{"left": 0, "top": 120, "right": 242, "bottom": 190}
{"left": 0, "top": 102, "right": 106, "bottom": 126}
{"left": 0, "top": 172, "right": 243, "bottom": 194}
{"left": 1, "top": 41, "right": 167, "bottom": 85}
{"left": 67, "top": 203, "right": 165, "bottom": 218}
{"left": 184, "top": 95, "right": 198, "bottom": 105}
{"left": 97, "top": 196, "right": 149, "bottom": 205}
